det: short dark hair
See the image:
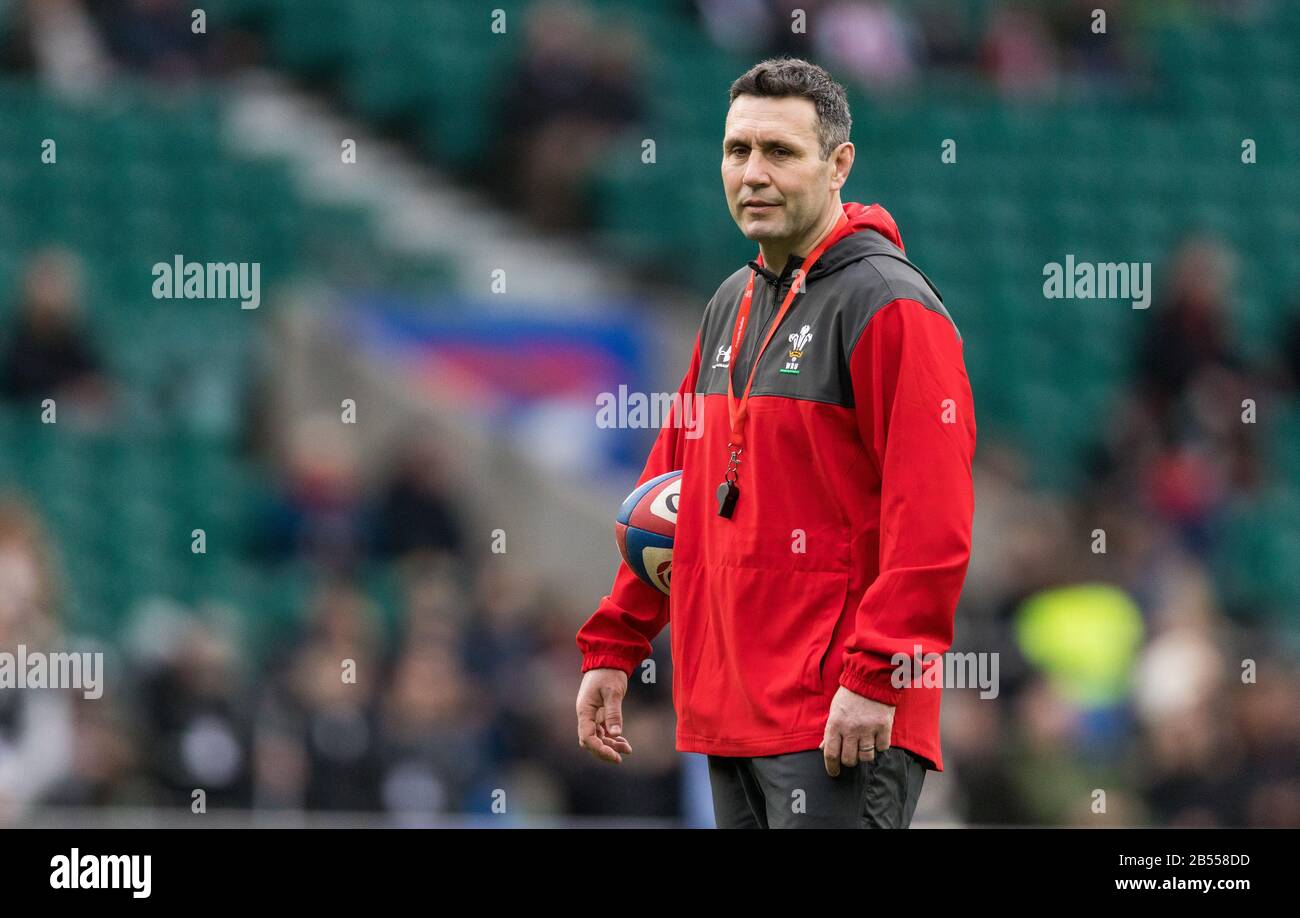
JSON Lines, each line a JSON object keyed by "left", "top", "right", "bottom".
{"left": 728, "top": 57, "right": 852, "bottom": 159}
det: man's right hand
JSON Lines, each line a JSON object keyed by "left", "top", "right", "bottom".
{"left": 576, "top": 668, "right": 633, "bottom": 764}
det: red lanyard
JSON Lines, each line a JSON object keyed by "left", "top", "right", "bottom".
{"left": 725, "top": 213, "right": 847, "bottom": 451}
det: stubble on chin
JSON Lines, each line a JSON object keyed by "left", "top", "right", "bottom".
{"left": 739, "top": 212, "right": 784, "bottom": 242}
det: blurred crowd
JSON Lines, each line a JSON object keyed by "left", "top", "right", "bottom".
{"left": 0, "top": 0, "right": 259, "bottom": 97}
{"left": 0, "top": 501, "right": 680, "bottom": 822}
{"left": 0, "top": 247, "right": 681, "bottom": 823}
{"left": 944, "top": 234, "right": 1300, "bottom": 827}
{"left": 694, "top": 0, "right": 1137, "bottom": 95}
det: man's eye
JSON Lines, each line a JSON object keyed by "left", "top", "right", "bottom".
{"left": 772, "top": 148, "right": 790, "bottom": 158}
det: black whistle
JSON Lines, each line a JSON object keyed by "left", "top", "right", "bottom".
{"left": 716, "top": 480, "right": 739, "bottom": 518}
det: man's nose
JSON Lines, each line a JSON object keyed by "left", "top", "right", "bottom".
{"left": 741, "top": 153, "right": 771, "bottom": 188}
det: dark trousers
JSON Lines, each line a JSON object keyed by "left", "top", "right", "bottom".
{"left": 707, "top": 746, "right": 927, "bottom": 829}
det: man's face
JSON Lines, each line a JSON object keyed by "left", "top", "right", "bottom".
{"left": 722, "top": 95, "right": 834, "bottom": 244}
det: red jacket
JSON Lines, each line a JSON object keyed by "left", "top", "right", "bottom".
{"left": 577, "top": 202, "right": 976, "bottom": 770}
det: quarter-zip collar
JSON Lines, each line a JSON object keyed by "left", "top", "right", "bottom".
{"left": 747, "top": 253, "right": 805, "bottom": 288}
{"left": 744, "top": 201, "right": 907, "bottom": 289}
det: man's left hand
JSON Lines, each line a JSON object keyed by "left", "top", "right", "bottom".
{"left": 820, "top": 685, "right": 894, "bottom": 777}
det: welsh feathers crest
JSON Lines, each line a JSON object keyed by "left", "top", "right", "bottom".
{"left": 781, "top": 325, "right": 812, "bottom": 375}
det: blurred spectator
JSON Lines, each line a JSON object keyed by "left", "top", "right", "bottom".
{"left": 86, "top": 0, "right": 206, "bottom": 79}
{"left": 0, "top": 0, "right": 113, "bottom": 98}
{"left": 942, "top": 689, "right": 1035, "bottom": 824}
{"left": 0, "top": 248, "right": 112, "bottom": 422}
{"left": 1047, "top": 0, "right": 1132, "bottom": 85}
{"left": 376, "top": 640, "right": 489, "bottom": 819}
{"left": 255, "top": 583, "right": 385, "bottom": 812}
{"left": 255, "top": 413, "right": 368, "bottom": 571}
{"left": 372, "top": 432, "right": 467, "bottom": 565}
{"left": 980, "top": 5, "right": 1060, "bottom": 96}
{"left": 494, "top": 0, "right": 645, "bottom": 230}
{"left": 1229, "top": 663, "right": 1300, "bottom": 825}
{"left": 694, "top": 0, "right": 782, "bottom": 55}
{"left": 1276, "top": 294, "right": 1300, "bottom": 394}
{"left": 812, "top": 1, "right": 922, "bottom": 91}
{"left": 458, "top": 572, "right": 528, "bottom": 687}
{"left": 1137, "top": 237, "right": 1246, "bottom": 428}
{"left": 0, "top": 496, "right": 74, "bottom": 825}
{"left": 1122, "top": 236, "right": 1257, "bottom": 555}
{"left": 917, "top": 1, "right": 981, "bottom": 72}
{"left": 132, "top": 607, "right": 254, "bottom": 809}
{"left": 45, "top": 696, "right": 148, "bottom": 808}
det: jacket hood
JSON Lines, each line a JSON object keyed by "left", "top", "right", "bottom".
{"left": 750, "top": 202, "right": 906, "bottom": 283}
{"left": 829, "top": 201, "right": 905, "bottom": 251}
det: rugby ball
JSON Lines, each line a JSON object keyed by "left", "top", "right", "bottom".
{"left": 615, "top": 470, "right": 681, "bottom": 595}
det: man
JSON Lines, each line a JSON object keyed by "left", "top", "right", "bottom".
{"left": 575, "top": 57, "right": 976, "bottom": 828}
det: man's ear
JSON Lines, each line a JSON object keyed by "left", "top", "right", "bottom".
{"left": 830, "top": 142, "right": 855, "bottom": 191}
